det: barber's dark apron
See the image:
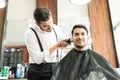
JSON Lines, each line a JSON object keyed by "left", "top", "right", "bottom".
{"left": 27, "top": 63, "right": 57, "bottom": 80}
{"left": 27, "top": 28, "right": 58, "bottom": 80}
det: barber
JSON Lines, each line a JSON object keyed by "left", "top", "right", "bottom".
{"left": 24, "top": 7, "right": 70, "bottom": 80}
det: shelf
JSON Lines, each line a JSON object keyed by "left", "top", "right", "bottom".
{"left": 0, "top": 76, "right": 8, "bottom": 79}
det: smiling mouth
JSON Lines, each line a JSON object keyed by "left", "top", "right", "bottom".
{"left": 77, "top": 39, "right": 82, "bottom": 42}
{"left": 78, "top": 40, "right": 83, "bottom": 44}
{"left": 78, "top": 42, "right": 82, "bottom": 44}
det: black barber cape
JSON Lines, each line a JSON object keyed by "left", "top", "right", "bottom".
{"left": 51, "top": 49, "right": 120, "bottom": 80}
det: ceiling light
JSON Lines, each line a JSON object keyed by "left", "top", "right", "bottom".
{"left": 0, "top": 0, "right": 6, "bottom": 8}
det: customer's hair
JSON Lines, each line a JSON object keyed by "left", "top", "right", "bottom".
{"left": 72, "top": 24, "right": 88, "bottom": 35}
{"left": 33, "top": 7, "right": 51, "bottom": 22}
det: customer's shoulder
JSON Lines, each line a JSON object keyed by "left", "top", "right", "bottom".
{"left": 88, "top": 49, "right": 106, "bottom": 60}
{"left": 88, "top": 49, "right": 102, "bottom": 57}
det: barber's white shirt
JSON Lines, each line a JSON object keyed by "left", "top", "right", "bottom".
{"left": 24, "top": 24, "right": 67, "bottom": 64}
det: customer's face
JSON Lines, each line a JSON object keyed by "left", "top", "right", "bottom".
{"left": 72, "top": 28, "right": 89, "bottom": 50}
{"left": 38, "top": 17, "right": 53, "bottom": 32}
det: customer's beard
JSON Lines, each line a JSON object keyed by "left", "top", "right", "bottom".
{"left": 75, "top": 45, "right": 85, "bottom": 50}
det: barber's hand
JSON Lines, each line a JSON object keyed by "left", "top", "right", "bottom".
{"left": 57, "top": 39, "right": 70, "bottom": 47}
{"left": 49, "top": 39, "right": 71, "bottom": 55}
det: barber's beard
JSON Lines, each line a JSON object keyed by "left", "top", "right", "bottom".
{"left": 41, "top": 27, "right": 52, "bottom": 32}
{"left": 46, "top": 28, "right": 52, "bottom": 32}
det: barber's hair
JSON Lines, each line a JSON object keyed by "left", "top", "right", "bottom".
{"left": 33, "top": 7, "right": 51, "bottom": 23}
{"left": 72, "top": 24, "right": 88, "bottom": 35}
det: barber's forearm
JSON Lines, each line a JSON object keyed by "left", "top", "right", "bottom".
{"left": 49, "top": 40, "right": 69, "bottom": 55}
{"left": 49, "top": 43, "right": 59, "bottom": 55}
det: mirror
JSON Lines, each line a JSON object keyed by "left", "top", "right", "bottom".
{"left": 57, "top": 0, "right": 90, "bottom": 37}
{"left": 1, "top": 0, "right": 91, "bottom": 68}
{"left": 5, "top": 0, "right": 36, "bottom": 46}
{"left": 0, "top": 0, "right": 36, "bottom": 68}
{"left": 108, "top": 0, "right": 120, "bottom": 67}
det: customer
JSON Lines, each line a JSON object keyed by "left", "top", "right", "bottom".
{"left": 24, "top": 7, "right": 70, "bottom": 80}
{"left": 51, "top": 24, "right": 120, "bottom": 80}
